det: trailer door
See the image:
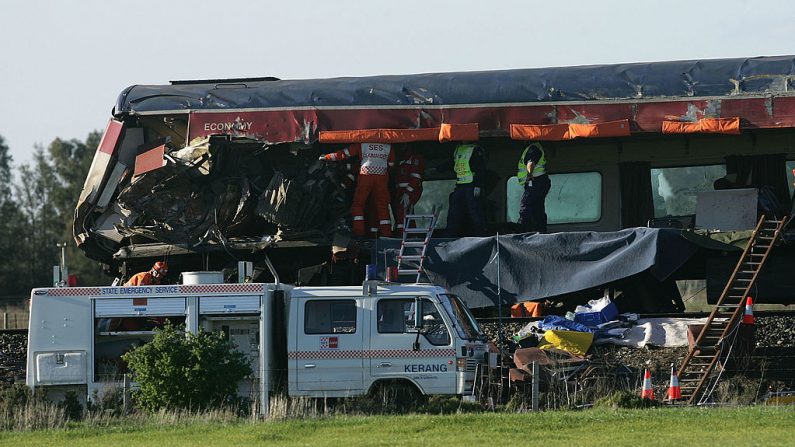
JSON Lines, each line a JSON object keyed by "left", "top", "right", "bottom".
{"left": 295, "top": 298, "right": 363, "bottom": 393}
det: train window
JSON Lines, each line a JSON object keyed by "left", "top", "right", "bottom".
{"left": 651, "top": 164, "right": 726, "bottom": 217}
{"left": 304, "top": 300, "right": 357, "bottom": 334}
{"left": 506, "top": 172, "right": 602, "bottom": 224}
{"left": 415, "top": 179, "right": 457, "bottom": 228}
{"left": 787, "top": 160, "right": 795, "bottom": 198}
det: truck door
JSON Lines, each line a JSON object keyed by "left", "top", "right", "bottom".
{"left": 295, "top": 298, "right": 364, "bottom": 394}
{"left": 27, "top": 295, "right": 92, "bottom": 390}
{"left": 369, "top": 297, "right": 456, "bottom": 394}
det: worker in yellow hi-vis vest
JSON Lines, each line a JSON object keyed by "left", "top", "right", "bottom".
{"left": 447, "top": 143, "right": 487, "bottom": 237}
{"left": 517, "top": 142, "right": 551, "bottom": 233}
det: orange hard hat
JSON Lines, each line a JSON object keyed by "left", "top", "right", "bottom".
{"left": 151, "top": 261, "right": 168, "bottom": 277}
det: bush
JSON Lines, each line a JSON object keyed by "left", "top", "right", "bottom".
{"left": 594, "top": 391, "right": 662, "bottom": 409}
{"left": 421, "top": 395, "right": 482, "bottom": 414}
{"left": 87, "top": 384, "right": 124, "bottom": 417}
{"left": 711, "top": 375, "right": 761, "bottom": 405}
{"left": 122, "top": 324, "right": 252, "bottom": 412}
{"left": 0, "top": 383, "right": 34, "bottom": 413}
{"left": 368, "top": 380, "right": 426, "bottom": 414}
{"left": 0, "top": 384, "right": 67, "bottom": 431}
{"left": 60, "top": 391, "right": 83, "bottom": 421}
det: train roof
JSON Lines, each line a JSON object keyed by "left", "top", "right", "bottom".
{"left": 116, "top": 55, "right": 795, "bottom": 116}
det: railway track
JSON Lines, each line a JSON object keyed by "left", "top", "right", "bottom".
{"left": 0, "top": 309, "right": 792, "bottom": 335}
{"left": 473, "top": 309, "right": 795, "bottom": 325}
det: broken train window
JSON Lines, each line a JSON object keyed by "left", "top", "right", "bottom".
{"left": 506, "top": 172, "right": 602, "bottom": 224}
{"left": 651, "top": 164, "right": 726, "bottom": 217}
{"left": 414, "top": 179, "right": 457, "bottom": 228}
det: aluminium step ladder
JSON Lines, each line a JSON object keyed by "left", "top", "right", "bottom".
{"left": 675, "top": 215, "right": 788, "bottom": 405}
{"left": 395, "top": 213, "right": 437, "bottom": 283}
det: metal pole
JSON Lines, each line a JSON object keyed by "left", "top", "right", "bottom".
{"left": 383, "top": 247, "right": 389, "bottom": 281}
{"left": 496, "top": 233, "right": 503, "bottom": 347}
{"left": 123, "top": 374, "right": 130, "bottom": 414}
{"left": 263, "top": 253, "right": 280, "bottom": 285}
{"left": 56, "top": 242, "right": 67, "bottom": 283}
{"left": 532, "top": 361, "right": 540, "bottom": 411}
{"left": 2, "top": 313, "right": 6, "bottom": 330}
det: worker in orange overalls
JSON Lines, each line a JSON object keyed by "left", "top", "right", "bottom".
{"left": 124, "top": 261, "right": 168, "bottom": 286}
{"left": 337, "top": 160, "right": 359, "bottom": 194}
{"left": 392, "top": 146, "right": 425, "bottom": 236}
{"left": 336, "top": 159, "right": 380, "bottom": 238}
{"left": 365, "top": 200, "right": 382, "bottom": 239}
{"left": 321, "top": 143, "right": 395, "bottom": 237}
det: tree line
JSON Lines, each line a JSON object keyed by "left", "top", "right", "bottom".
{"left": 0, "top": 132, "right": 106, "bottom": 297}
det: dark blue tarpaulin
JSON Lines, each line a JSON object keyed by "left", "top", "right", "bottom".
{"left": 375, "top": 229, "right": 698, "bottom": 308}
{"left": 116, "top": 55, "right": 795, "bottom": 114}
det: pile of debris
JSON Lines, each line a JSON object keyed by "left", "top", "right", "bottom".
{"left": 479, "top": 311, "right": 795, "bottom": 406}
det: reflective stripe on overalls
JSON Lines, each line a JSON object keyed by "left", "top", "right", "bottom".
{"left": 454, "top": 144, "right": 476, "bottom": 185}
{"left": 517, "top": 143, "right": 546, "bottom": 185}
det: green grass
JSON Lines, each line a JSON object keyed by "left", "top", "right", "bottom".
{"left": 0, "top": 407, "right": 793, "bottom": 447}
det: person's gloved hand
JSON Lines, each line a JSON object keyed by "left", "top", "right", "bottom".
{"left": 473, "top": 187, "right": 481, "bottom": 198}
{"left": 318, "top": 155, "right": 325, "bottom": 161}
{"left": 400, "top": 193, "right": 410, "bottom": 208}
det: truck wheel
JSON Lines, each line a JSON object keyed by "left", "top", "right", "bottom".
{"left": 368, "top": 380, "right": 426, "bottom": 413}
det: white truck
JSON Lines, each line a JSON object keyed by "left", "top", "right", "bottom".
{"left": 26, "top": 276, "right": 488, "bottom": 414}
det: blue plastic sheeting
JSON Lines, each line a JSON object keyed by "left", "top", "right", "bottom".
{"left": 539, "top": 315, "right": 595, "bottom": 334}
{"left": 116, "top": 56, "right": 795, "bottom": 114}
{"left": 375, "top": 228, "right": 698, "bottom": 308}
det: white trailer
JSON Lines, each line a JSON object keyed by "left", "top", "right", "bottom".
{"left": 26, "top": 279, "right": 488, "bottom": 414}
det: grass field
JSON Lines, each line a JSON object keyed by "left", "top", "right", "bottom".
{"left": 0, "top": 407, "right": 792, "bottom": 447}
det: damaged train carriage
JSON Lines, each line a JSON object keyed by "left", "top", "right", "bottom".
{"left": 75, "top": 55, "right": 795, "bottom": 308}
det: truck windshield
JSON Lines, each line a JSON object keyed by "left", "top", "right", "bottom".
{"left": 440, "top": 294, "right": 483, "bottom": 341}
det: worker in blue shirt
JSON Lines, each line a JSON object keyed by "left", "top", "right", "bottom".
{"left": 517, "top": 142, "right": 551, "bottom": 233}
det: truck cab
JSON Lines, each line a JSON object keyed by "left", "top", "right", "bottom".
{"left": 288, "top": 284, "right": 488, "bottom": 398}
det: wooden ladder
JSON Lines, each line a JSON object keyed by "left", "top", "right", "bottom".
{"left": 676, "top": 215, "right": 788, "bottom": 405}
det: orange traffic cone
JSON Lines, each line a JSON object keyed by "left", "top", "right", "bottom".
{"left": 742, "top": 296, "right": 755, "bottom": 325}
{"left": 667, "top": 365, "right": 681, "bottom": 401}
{"left": 641, "top": 368, "right": 654, "bottom": 400}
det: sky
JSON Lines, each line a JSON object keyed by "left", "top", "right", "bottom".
{"left": 1, "top": 0, "right": 793, "bottom": 165}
